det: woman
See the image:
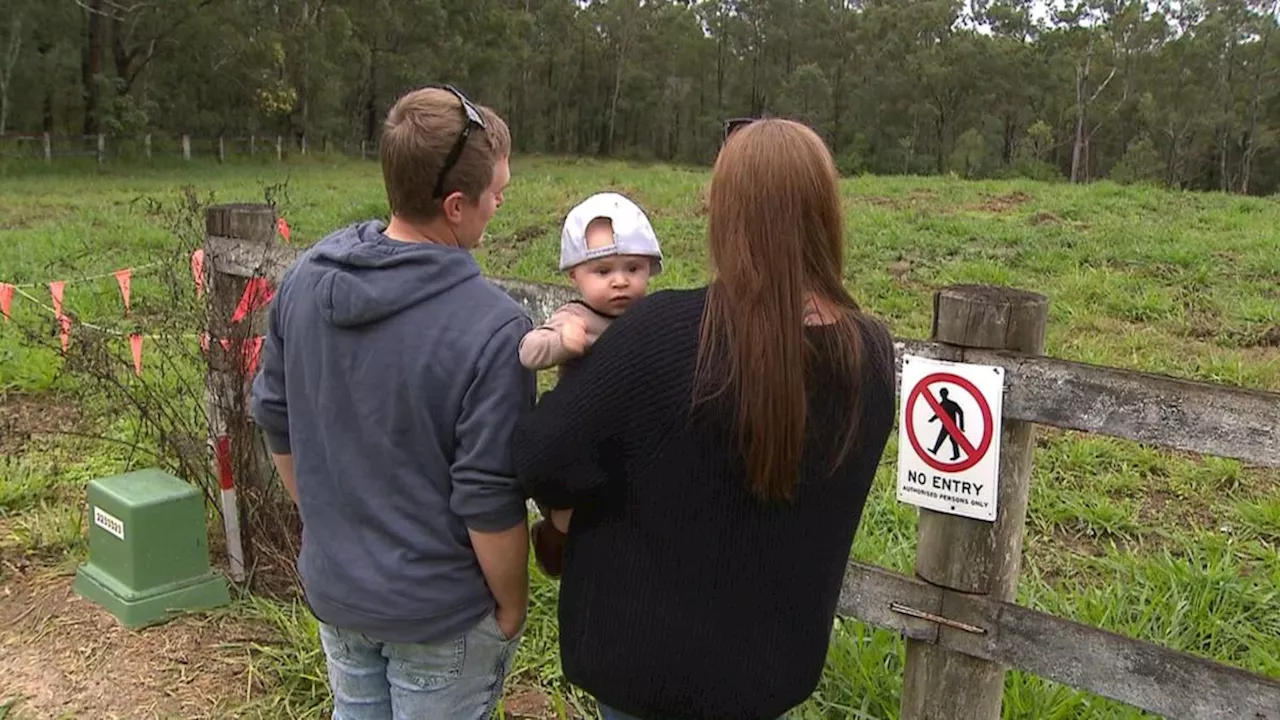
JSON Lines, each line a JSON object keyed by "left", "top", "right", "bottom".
{"left": 512, "top": 119, "right": 897, "bottom": 720}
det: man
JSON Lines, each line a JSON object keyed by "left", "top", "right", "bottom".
{"left": 250, "top": 85, "right": 533, "bottom": 719}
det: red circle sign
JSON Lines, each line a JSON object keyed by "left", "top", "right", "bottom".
{"left": 904, "top": 372, "right": 994, "bottom": 473}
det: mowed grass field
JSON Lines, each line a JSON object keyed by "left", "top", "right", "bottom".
{"left": 0, "top": 156, "right": 1277, "bottom": 719}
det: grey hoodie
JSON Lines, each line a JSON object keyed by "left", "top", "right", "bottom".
{"left": 250, "top": 219, "right": 535, "bottom": 644}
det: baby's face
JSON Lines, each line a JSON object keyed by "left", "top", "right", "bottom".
{"left": 570, "top": 254, "right": 653, "bottom": 316}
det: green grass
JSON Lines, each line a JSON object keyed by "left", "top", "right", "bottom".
{"left": 0, "top": 156, "right": 1277, "bottom": 719}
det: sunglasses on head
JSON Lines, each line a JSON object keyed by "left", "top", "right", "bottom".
{"left": 430, "top": 84, "right": 487, "bottom": 199}
{"left": 723, "top": 117, "right": 758, "bottom": 144}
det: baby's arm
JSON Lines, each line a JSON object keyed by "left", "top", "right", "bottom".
{"left": 518, "top": 305, "right": 589, "bottom": 371}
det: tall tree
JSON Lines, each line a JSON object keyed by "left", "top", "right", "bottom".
{"left": 3, "top": 0, "right": 1279, "bottom": 194}
{"left": 0, "top": 1, "right": 23, "bottom": 136}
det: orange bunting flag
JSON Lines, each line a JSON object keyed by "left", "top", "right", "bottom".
{"left": 0, "top": 283, "right": 12, "bottom": 321}
{"left": 243, "top": 336, "right": 265, "bottom": 376}
{"left": 191, "top": 249, "right": 206, "bottom": 298}
{"left": 115, "top": 269, "right": 133, "bottom": 313}
{"left": 231, "top": 277, "right": 274, "bottom": 323}
{"left": 130, "top": 334, "right": 144, "bottom": 376}
{"left": 276, "top": 217, "right": 292, "bottom": 244}
{"left": 58, "top": 314, "right": 71, "bottom": 353}
{"left": 50, "top": 281, "right": 65, "bottom": 316}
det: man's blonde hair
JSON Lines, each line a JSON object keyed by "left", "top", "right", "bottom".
{"left": 380, "top": 87, "right": 512, "bottom": 221}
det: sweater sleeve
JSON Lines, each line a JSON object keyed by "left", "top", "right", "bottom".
{"left": 250, "top": 274, "right": 291, "bottom": 454}
{"left": 518, "top": 304, "right": 575, "bottom": 370}
{"left": 512, "top": 294, "right": 670, "bottom": 510}
{"left": 450, "top": 314, "right": 538, "bottom": 532}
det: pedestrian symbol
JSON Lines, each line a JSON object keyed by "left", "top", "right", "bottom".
{"left": 927, "top": 387, "right": 966, "bottom": 461}
{"left": 896, "top": 356, "right": 1005, "bottom": 522}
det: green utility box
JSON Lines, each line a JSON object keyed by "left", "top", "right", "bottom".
{"left": 73, "top": 468, "right": 230, "bottom": 628}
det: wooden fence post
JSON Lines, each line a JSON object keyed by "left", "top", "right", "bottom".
{"left": 360, "top": 140, "right": 367, "bottom": 160}
{"left": 43, "top": 132, "right": 51, "bottom": 163}
{"left": 300, "top": 134, "right": 308, "bottom": 155}
{"left": 96, "top": 133, "right": 105, "bottom": 165}
{"left": 250, "top": 135, "right": 256, "bottom": 156}
{"left": 218, "top": 136, "right": 226, "bottom": 163}
{"left": 182, "top": 134, "right": 191, "bottom": 161}
{"left": 204, "top": 204, "right": 292, "bottom": 584}
{"left": 900, "top": 284, "right": 1049, "bottom": 720}
{"left": 144, "top": 133, "right": 152, "bottom": 159}
{"left": 275, "top": 135, "right": 282, "bottom": 161}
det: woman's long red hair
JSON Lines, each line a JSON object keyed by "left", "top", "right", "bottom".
{"left": 694, "top": 119, "right": 867, "bottom": 502}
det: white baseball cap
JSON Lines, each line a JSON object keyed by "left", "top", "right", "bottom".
{"left": 559, "top": 192, "right": 663, "bottom": 275}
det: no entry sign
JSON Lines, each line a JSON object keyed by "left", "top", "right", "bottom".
{"left": 896, "top": 355, "right": 1005, "bottom": 522}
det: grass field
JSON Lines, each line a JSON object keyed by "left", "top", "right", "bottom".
{"left": 0, "top": 156, "right": 1277, "bottom": 719}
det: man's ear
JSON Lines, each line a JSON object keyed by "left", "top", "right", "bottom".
{"left": 441, "top": 191, "right": 467, "bottom": 224}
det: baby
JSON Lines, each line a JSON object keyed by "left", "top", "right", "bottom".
{"left": 518, "top": 191, "right": 664, "bottom": 577}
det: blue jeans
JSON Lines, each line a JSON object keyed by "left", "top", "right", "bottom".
{"left": 318, "top": 609, "right": 521, "bottom": 720}
{"left": 599, "top": 705, "right": 788, "bottom": 720}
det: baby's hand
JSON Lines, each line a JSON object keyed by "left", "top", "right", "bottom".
{"left": 560, "top": 316, "right": 589, "bottom": 356}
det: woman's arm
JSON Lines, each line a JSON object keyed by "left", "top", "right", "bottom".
{"left": 513, "top": 293, "right": 672, "bottom": 510}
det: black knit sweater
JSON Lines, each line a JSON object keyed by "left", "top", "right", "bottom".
{"left": 512, "top": 287, "right": 896, "bottom": 720}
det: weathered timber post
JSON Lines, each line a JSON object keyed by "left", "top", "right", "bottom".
{"left": 144, "top": 133, "right": 152, "bottom": 159}
{"left": 360, "top": 140, "right": 367, "bottom": 160}
{"left": 249, "top": 135, "right": 256, "bottom": 156}
{"left": 182, "top": 134, "right": 191, "bottom": 161}
{"left": 900, "top": 284, "right": 1048, "bottom": 720}
{"left": 96, "top": 133, "right": 105, "bottom": 165}
{"left": 275, "top": 136, "right": 282, "bottom": 161}
{"left": 300, "top": 134, "right": 308, "bottom": 155}
{"left": 218, "top": 136, "right": 226, "bottom": 163}
{"left": 204, "top": 204, "right": 298, "bottom": 584}
{"left": 43, "top": 132, "right": 51, "bottom": 163}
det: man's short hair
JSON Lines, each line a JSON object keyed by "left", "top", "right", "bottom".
{"left": 380, "top": 87, "right": 512, "bottom": 221}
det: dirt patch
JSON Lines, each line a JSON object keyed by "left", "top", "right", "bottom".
{"left": 849, "top": 190, "right": 942, "bottom": 213}
{"left": 969, "top": 191, "right": 1033, "bottom": 214}
{"left": 1252, "top": 325, "right": 1280, "bottom": 348}
{"left": 507, "top": 224, "right": 548, "bottom": 246}
{"left": 886, "top": 260, "right": 914, "bottom": 279}
{"left": 0, "top": 571, "right": 263, "bottom": 720}
{"left": 0, "top": 392, "right": 82, "bottom": 455}
{"left": 1135, "top": 489, "right": 1177, "bottom": 527}
{"left": 1030, "top": 210, "right": 1063, "bottom": 225}
{"left": 1238, "top": 467, "right": 1280, "bottom": 498}
{"left": 860, "top": 196, "right": 902, "bottom": 209}
{"left": 482, "top": 224, "right": 549, "bottom": 273}
{"left": 1024, "top": 529, "right": 1106, "bottom": 589}
{"left": 0, "top": 563, "right": 581, "bottom": 719}
{"left": 1048, "top": 528, "right": 1105, "bottom": 559}
{"left": 504, "top": 686, "right": 572, "bottom": 719}
{"left": 1181, "top": 314, "right": 1223, "bottom": 342}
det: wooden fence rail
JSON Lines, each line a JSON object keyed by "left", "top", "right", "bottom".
{"left": 0, "top": 132, "right": 374, "bottom": 163}
{"left": 839, "top": 563, "right": 1280, "bottom": 720}
{"left": 203, "top": 204, "right": 1280, "bottom": 720}
{"left": 896, "top": 339, "right": 1280, "bottom": 470}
